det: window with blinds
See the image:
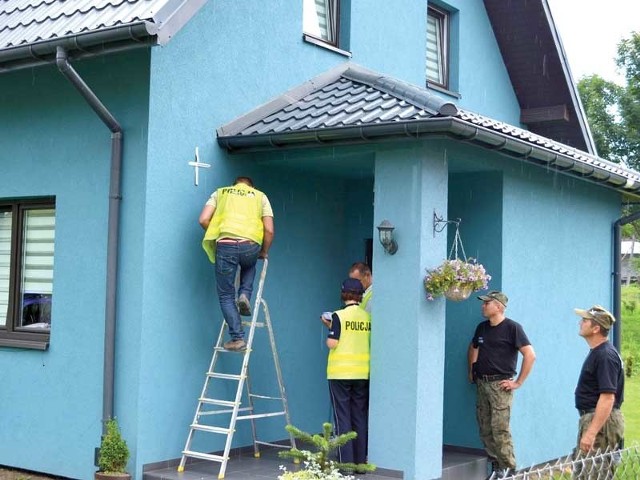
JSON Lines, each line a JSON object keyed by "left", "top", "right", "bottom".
{"left": 19, "top": 209, "right": 55, "bottom": 329}
{"left": 426, "top": 6, "right": 449, "bottom": 88}
{"left": 303, "top": 0, "right": 338, "bottom": 46}
{"left": 0, "top": 210, "right": 11, "bottom": 328}
{"left": 0, "top": 199, "right": 55, "bottom": 348}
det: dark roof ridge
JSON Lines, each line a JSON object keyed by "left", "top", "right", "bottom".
{"left": 341, "top": 65, "right": 458, "bottom": 116}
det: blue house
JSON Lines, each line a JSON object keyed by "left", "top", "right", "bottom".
{"left": 1, "top": 1, "right": 636, "bottom": 479}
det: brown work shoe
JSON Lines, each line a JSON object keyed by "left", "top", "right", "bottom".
{"left": 237, "top": 294, "right": 252, "bottom": 317}
{"left": 223, "top": 339, "right": 246, "bottom": 351}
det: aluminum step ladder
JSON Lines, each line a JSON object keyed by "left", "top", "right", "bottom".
{"left": 178, "top": 259, "right": 296, "bottom": 479}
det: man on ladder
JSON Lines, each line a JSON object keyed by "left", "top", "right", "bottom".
{"left": 199, "top": 176, "right": 274, "bottom": 351}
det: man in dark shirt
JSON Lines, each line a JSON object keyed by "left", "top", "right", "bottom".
{"left": 573, "top": 305, "right": 624, "bottom": 479}
{"left": 467, "top": 291, "right": 536, "bottom": 478}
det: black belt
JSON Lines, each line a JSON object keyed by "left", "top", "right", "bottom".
{"left": 579, "top": 407, "right": 620, "bottom": 416}
{"left": 476, "top": 374, "right": 511, "bottom": 382}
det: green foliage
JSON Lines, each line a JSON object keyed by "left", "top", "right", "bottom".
{"left": 577, "top": 74, "right": 624, "bottom": 161}
{"left": 278, "top": 423, "right": 375, "bottom": 479}
{"left": 577, "top": 31, "right": 640, "bottom": 170}
{"left": 98, "top": 418, "right": 130, "bottom": 474}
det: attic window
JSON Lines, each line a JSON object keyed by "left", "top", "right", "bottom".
{"left": 426, "top": 5, "right": 449, "bottom": 89}
{"left": 303, "top": 0, "right": 351, "bottom": 54}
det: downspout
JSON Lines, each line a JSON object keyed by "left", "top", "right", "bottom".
{"left": 55, "top": 47, "right": 122, "bottom": 433}
{"left": 613, "top": 210, "right": 640, "bottom": 352}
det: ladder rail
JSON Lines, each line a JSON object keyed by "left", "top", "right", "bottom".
{"left": 179, "top": 258, "right": 296, "bottom": 479}
{"left": 263, "top": 299, "right": 297, "bottom": 451}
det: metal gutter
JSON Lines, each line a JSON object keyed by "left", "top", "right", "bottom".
{"left": 216, "top": 117, "right": 640, "bottom": 196}
{"left": 613, "top": 211, "right": 640, "bottom": 352}
{"left": 56, "top": 47, "right": 123, "bottom": 433}
{"left": 0, "top": 23, "right": 153, "bottom": 73}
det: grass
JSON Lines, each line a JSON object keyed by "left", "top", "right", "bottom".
{"left": 621, "top": 285, "right": 640, "bottom": 445}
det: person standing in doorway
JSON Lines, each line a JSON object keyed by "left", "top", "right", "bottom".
{"left": 199, "top": 176, "right": 274, "bottom": 351}
{"left": 349, "top": 262, "right": 373, "bottom": 314}
{"left": 326, "top": 278, "right": 371, "bottom": 470}
{"left": 573, "top": 305, "right": 624, "bottom": 479}
{"left": 467, "top": 291, "right": 536, "bottom": 478}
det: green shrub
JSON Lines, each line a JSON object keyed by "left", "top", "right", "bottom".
{"left": 98, "top": 418, "right": 129, "bottom": 473}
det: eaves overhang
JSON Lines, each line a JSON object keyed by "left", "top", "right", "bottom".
{"left": 0, "top": 0, "right": 207, "bottom": 73}
{"left": 216, "top": 64, "right": 640, "bottom": 199}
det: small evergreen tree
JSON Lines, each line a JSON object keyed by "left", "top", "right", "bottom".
{"left": 278, "top": 423, "right": 375, "bottom": 479}
{"left": 98, "top": 418, "right": 130, "bottom": 473}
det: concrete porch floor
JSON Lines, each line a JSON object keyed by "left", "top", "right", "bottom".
{"left": 142, "top": 446, "right": 487, "bottom": 480}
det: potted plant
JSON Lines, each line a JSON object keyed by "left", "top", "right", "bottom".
{"left": 424, "top": 258, "right": 491, "bottom": 301}
{"left": 278, "top": 423, "right": 376, "bottom": 479}
{"left": 96, "top": 418, "right": 130, "bottom": 480}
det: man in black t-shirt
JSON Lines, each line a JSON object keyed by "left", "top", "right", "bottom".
{"left": 573, "top": 305, "right": 624, "bottom": 479}
{"left": 468, "top": 291, "right": 536, "bottom": 478}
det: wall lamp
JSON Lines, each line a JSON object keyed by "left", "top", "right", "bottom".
{"left": 377, "top": 220, "right": 398, "bottom": 255}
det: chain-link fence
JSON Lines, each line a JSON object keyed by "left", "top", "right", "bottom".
{"left": 488, "top": 446, "right": 640, "bottom": 479}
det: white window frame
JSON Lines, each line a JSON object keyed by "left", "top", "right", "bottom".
{"left": 0, "top": 198, "right": 55, "bottom": 349}
{"left": 303, "top": 0, "right": 337, "bottom": 44}
{"left": 426, "top": 5, "right": 449, "bottom": 89}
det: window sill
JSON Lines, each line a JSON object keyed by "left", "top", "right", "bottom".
{"left": 0, "top": 337, "right": 49, "bottom": 350}
{"left": 303, "top": 34, "right": 352, "bottom": 57}
{"left": 426, "top": 82, "right": 461, "bottom": 99}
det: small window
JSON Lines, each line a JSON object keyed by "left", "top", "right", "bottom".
{"left": 303, "top": 0, "right": 350, "bottom": 52}
{"left": 426, "top": 5, "right": 449, "bottom": 89}
{"left": 0, "top": 198, "right": 55, "bottom": 349}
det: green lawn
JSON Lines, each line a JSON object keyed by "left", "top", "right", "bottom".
{"left": 621, "top": 285, "right": 640, "bottom": 445}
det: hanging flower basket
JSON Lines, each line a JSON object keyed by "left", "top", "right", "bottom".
{"left": 444, "top": 284, "right": 474, "bottom": 302}
{"left": 424, "top": 258, "right": 490, "bottom": 301}
{"left": 423, "top": 219, "right": 491, "bottom": 301}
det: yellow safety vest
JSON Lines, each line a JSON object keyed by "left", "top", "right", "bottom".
{"left": 327, "top": 305, "right": 371, "bottom": 380}
{"left": 202, "top": 183, "right": 265, "bottom": 263}
{"left": 361, "top": 288, "right": 372, "bottom": 313}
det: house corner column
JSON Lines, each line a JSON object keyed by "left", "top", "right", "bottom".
{"left": 369, "top": 144, "right": 448, "bottom": 479}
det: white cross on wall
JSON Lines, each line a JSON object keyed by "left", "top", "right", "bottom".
{"left": 188, "top": 147, "right": 211, "bottom": 186}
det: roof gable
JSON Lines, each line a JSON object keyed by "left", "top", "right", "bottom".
{"left": 483, "top": 0, "right": 596, "bottom": 155}
{"left": 0, "top": 0, "right": 205, "bottom": 72}
{"left": 217, "top": 63, "right": 640, "bottom": 198}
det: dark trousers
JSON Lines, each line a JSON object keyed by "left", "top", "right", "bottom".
{"left": 328, "top": 379, "right": 370, "bottom": 464}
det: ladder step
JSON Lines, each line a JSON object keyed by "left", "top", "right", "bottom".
{"left": 207, "top": 372, "right": 243, "bottom": 380}
{"left": 241, "top": 321, "right": 265, "bottom": 327}
{"left": 255, "top": 440, "right": 290, "bottom": 449}
{"left": 237, "top": 411, "right": 285, "bottom": 421}
{"left": 199, "top": 398, "right": 236, "bottom": 407}
{"left": 249, "top": 393, "right": 282, "bottom": 400}
{"left": 182, "top": 450, "right": 226, "bottom": 463}
{"left": 198, "top": 407, "right": 253, "bottom": 416}
{"left": 191, "top": 424, "right": 232, "bottom": 434}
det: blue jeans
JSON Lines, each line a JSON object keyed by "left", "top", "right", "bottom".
{"left": 215, "top": 241, "right": 260, "bottom": 340}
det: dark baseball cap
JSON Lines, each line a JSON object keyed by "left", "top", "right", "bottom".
{"left": 477, "top": 290, "right": 508, "bottom": 307}
{"left": 341, "top": 278, "right": 364, "bottom": 294}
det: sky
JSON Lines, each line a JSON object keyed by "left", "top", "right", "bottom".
{"left": 547, "top": 0, "right": 640, "bottom": 85}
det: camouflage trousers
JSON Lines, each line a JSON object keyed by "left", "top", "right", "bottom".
{"left": 573, "top": 409, "right": 624, "bottom": 480}
{"left": 476, "top": 379, "right": 516, "bottom": 469}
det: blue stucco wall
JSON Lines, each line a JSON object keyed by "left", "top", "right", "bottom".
{"left": 439, "top": 147, "right": 621, "bottom": 469}
{"left": 444, "top": 171, "right": 504, "bottom": 449}
{"left": 0, "top": 50, "right": 150, "bottom": 479}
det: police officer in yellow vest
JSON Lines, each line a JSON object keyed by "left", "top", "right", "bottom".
{"left": 348, "top": 262, "right": 372, "bottom": 314}
{"left": 326, "top": 278, "right": 371, "bottom": 467}
{"left": 199, "top": 177, "right": 274, "bottom": 351}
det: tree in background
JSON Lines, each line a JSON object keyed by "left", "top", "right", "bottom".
{"left": 617, "top": 33, "right": 640, "bottom": 170}
{"left": 578, "top": 31, "right": 640, "bottom": 171}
